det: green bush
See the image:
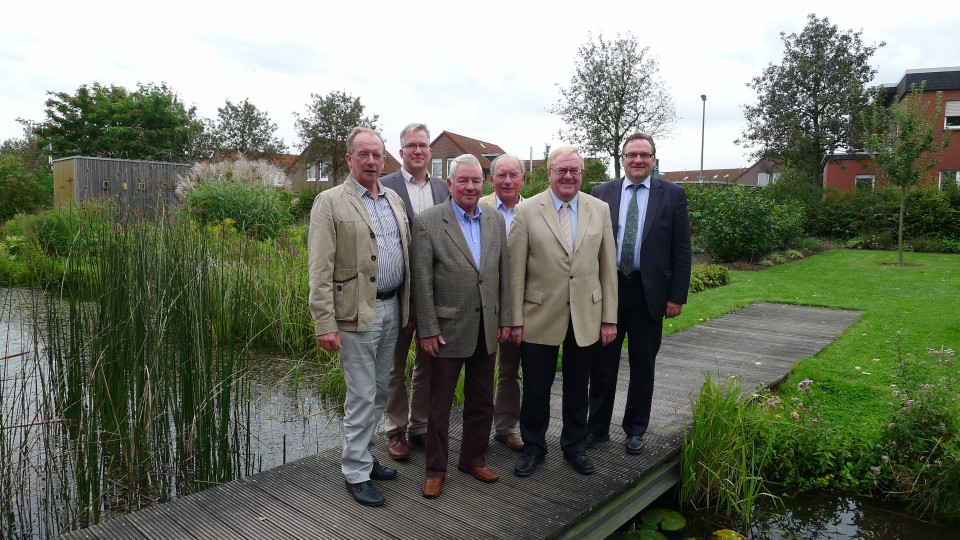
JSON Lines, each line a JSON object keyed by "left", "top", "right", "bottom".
{"left": 0, "top": 156, "right": 53, "bottom": 221}
{"left": 17, "top": 205, "right": 108, "bottom": 257}
{"left": 184, "top": 182, "right": 292, "bottom": 240}
{"left": 689, "top": 263, "right": 730, "bottom": 293}
{"left": 289, "top": 183, "right": 325, "bottom": 222}
{"left": 690, "top": 186, "right": 800, "bottom": 262}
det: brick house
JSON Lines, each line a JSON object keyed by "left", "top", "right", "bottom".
{"left": 285, "top": 138, "right": 400, "bottom": 191}
{"left": 429, "top": 131, "right": 505, "bottom": 180}
{"left": 822, "top": 66, "right": 960, "bottom": 192}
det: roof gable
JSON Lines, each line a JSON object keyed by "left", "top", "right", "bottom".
{"left": 433, "top": 130, "right": 505, "bottom": 168}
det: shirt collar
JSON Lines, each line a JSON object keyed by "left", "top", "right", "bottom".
{"left": 623, "top": 176, "right": 651, "bottom": 194}
{"left": 450, "top": 198, "right": 482, "bottom": 221}
{"left": 401, "top": 167, "right": 431, "bottom": 185}
{"left": 494, "top": 193, "right": 522, "bottom": 211}
{"left": 548, "top": 188, "right": 577, "bottom": 213}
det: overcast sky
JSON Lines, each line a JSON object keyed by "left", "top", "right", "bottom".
{"left": 1, "top": 0, "right": 957, "bottom": 174}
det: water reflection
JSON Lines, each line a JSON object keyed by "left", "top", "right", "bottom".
{"left": 648, "top": 491, "right": 958, "bottom": 539}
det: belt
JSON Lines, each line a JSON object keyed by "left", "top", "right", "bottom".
{"left": 376, "top": 288, "right": 397, "bottom": 300}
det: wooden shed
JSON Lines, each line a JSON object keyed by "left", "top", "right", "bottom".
{"left": 53, "top": 156, "right": 191, "bottom": 216}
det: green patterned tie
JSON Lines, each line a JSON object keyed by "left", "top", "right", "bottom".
{"left": 619, "top": 184, "right": 641, "bottom": 275}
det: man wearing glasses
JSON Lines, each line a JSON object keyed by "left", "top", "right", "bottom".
{"left": 380, "top": 123, "right": 450, "bottom": 461}
{"left": 479, "top": 154, "right": 526, "bottom": 453}
{"left": 309, "top": 127, "right": 411, "bottom": 507}
{"left": 586, "top": 132, "right": 692, "bottom": 456}
{"left": 508, "top": 145, "right": 618, "bottom": 478}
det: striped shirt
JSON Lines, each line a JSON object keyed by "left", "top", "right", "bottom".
{"left": 351, "top": 177, "right": 405, "bottom": 293}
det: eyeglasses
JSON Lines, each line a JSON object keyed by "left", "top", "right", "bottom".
{"left": 494, "top": 171, "right": 522, "bottom": 180}
{"left": 352, "top": 152, "right": 384, "bottom": 161}
{"left": 622, "top": 152, "right": 654, "bottom": 160}
{"left": 549, "top": 167, "right": 583, "bottom": 178}
{"left": 402, "top": 143, "right": 430, "bottom": 151}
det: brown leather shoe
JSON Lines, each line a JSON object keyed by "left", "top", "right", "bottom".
{"left": 495, "top": 433, "right": 524, "bottom": 452}
{"left": 457, "top": 465, "right": 499, "bottom": 483}
{"left": 409, "top": 432, "right": 427, "bottom": 450}
{"left": 387, "top": 432, "right": 409, "bottom": 461}
{"left": 422, "top": 476, "right": 443, "bottom": 499}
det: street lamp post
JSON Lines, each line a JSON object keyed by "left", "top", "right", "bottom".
{"left": 700, "top": 94, "right": 706, "bottom": 182}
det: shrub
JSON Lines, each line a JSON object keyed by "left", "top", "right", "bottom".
{"left": 689, "top": 263, "right": 730, "bottom": 293}
{"left": 184, "top": 182, "right": 292, "bottom": 240}
{"left": 289, "top": 183, "right": 325, "bottom": 222}
{"left": 691, "top": 186, "right": 800, "bottom": 262}
{"left": 0, "top": 156, "right": 52, "bottom": 221}
{"left": 17, "top": 205, "right": 109, "bottom": 257}
{"left": 873, "top": 347, "right": 960, "bottom": 518}
{"left": 175, "top": 156, "right": 291, "bottom": 199}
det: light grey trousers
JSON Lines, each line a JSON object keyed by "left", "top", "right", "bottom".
{"left": 339, "top": 295, "right": 400, "bottom": 483}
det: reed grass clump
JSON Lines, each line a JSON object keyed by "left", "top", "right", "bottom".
{"left": 680, "top": 373, "right": 779, "bottom": 530}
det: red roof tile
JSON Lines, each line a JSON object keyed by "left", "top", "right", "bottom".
{"left": 434, "top": 131, "right": 506, "bottom": 168}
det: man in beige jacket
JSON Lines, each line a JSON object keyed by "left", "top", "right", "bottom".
{"left": 309, "top": 127, "right": 411, "bottom": 507}
{"left": 508, "top": 145, "right": 618, "bottom": 478}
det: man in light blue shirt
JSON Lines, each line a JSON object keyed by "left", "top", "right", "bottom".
{"left": 479, "top": 154, "right": 525, "bottom": 451}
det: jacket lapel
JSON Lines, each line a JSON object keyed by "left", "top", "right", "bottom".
{"left": 641, "top": 177, "right": 663, "bottom": 243}
{"left": 536, "top": 192, "right": 566, "bottom": 252}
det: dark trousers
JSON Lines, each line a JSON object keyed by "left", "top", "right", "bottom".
{"left": 425, "top": 330, "right": 495, "bottom": 478}
{"left": 588, "top": 274, "right": 663, "bottom": 438}
{"left": 519, "top": 322, "right": 596, "bottom": 457}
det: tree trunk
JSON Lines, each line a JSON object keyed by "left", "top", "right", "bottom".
{"left": 898, "top": 185, "right": 906, "bottom": 266}
{"left": 613, "top": 154, "right": 621, "bottom": 179}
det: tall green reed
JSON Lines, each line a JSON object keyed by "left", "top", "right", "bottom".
{"left": 680, "top": 373, "right": 779, "bottom": 531}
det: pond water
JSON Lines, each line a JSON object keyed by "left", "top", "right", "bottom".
{"left": 626, "top": 489, "right": 960, "bottom": 539}
{"left": 1, "top": 287, "right": 344, "bottom": 537}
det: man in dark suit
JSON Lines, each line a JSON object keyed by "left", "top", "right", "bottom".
{"left": 411, "top": 154, "right": 511, "bottom": 499}
{"left": 587, "top": 132, "right": 692, "bottom": 455}
{"left": 380, "top": 123, "right": 450, "bottom": 461}
{"left": 509, "top": 145, "right": 618, "bottom": 478}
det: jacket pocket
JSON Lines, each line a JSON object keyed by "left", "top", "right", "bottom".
{"left": 524, "top": 289, "right": 543, "bottom": 305}
{"left": 591, "top": 287, "right": 603, "bottom": 304}
{"left": 435, "top": 305, "right": 458, "bottom": 319}
{"left": 333, "top": 269, "right": 359, "bottom": 321}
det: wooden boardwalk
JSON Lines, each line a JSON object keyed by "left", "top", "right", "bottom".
{"left": 63, "top": 303, "right": 861, "bottom": 540}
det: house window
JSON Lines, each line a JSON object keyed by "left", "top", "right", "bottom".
{"left": 757, "top": 173, "right": 770, "bottom": 187}
{"left": 855, "top": 175, "right": 875, "bottom": 190}
{"left": 940, "top": 171, "right": 960, "bottom": 191}
{"left": 446, "top": 158, "right": 454, "bottom": 178}
{"left": 771, "top": 172, "right": 781, "bottom": 184}
{"left": 946, "top": 101, "right": 960, "bottom": 130}
{"left": 307, "top": 162, "right": 331, "bottom": 182}
{"left": 431, "top": 158, "right": 443, "bottom": 178}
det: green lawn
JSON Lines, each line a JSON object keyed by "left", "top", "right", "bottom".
{"left": 670, "top": 248, "right": 960, "bottom": 440}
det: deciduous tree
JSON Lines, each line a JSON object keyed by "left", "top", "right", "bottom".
{"left": 738, "top": 14, "right": 884, "bottom": 185}
{"left": 209, "top": 98, "right": 286, "bottom": 157}
{"left": 551, "top": 32, "right": 677, "bottom": 179}
{"left": 293, "top": 91, "right": 379, "bottom": 183}
{"left": 34, "top": 82, "right": 204, "bottom": 162}
{"left": 862, "top": 83, "right": 951, "bottom": 265}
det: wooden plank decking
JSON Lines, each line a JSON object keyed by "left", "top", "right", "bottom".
{"left": 63, "top": 303, "right": 862, "bottom": 540}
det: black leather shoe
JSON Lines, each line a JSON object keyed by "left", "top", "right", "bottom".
{"left": 565, "top": 451, "right": 596, "bottom": 475}
{"left": 370, "top": 459, "right": 397, "bottom": 480}
{"left": 626, "top": 435, "right": 646, "bottom": 455}
{"left": 514, "top": 452, "right": 545, "bottom": 477}
{"left": 584, "top": 432, "right": 609, "bottom": 449}
{"left": 345, "top": 480, "right": 384, "bottom": 507}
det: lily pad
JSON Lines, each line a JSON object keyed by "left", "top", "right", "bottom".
{"left": 711, "top": 529, "right": 748, "bottom": 540}
{"left": 606, "top": 531, "right": 668, "bottom": 540}
{"left": 640, "top": 508, "right": 687, "bottom": 531}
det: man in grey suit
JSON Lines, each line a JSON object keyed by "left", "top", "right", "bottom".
{"left": 379, "top": 123, "right": 450, "bottom": 461}
{"left": 586, "top": 132, "right": 692, "bottom": 455}
{"left": 411, "top": 154, "right": 511, "bottom": 499}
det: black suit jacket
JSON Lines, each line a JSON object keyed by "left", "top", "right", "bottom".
{"left": 592, "top": 176, "right": 692, "bottom": 319}
{"left": 379, "top": 170, "right": 450, "bottom": 222}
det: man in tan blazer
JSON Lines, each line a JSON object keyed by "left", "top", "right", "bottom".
{"left": 478, "top": 154, "right": 525, "bottom": 453}
{"left": 309, "top": 127, "right": 411, "bottom": 507}
{"left": 508, "top": 145, "right": 617, "bottom": 478}
{"left": 411, "top": 154, "right": 511, "bottom": 499}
